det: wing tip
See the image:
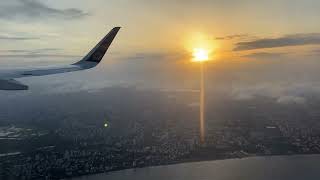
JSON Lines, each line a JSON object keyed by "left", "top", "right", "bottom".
{"left": 74, "top": 26, "right": 121, "bottom": 66}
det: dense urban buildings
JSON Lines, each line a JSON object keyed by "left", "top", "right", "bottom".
{"left": 1, "top": 87, "right": 320, "bottom": 179}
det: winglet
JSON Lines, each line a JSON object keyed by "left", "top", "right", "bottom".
{"left": 74, "top": 27, "right": 121, "bottom": 65}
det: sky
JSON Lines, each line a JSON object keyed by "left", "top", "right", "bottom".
{"left": 1, "top": 0, "right": 320, "bottom": 57}
{"left": 1, "top": 0, "right": 320, "bottom": 100}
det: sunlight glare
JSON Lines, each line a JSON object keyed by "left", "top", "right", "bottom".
{"left": 193, "top": 48, "right": 209, "bottom": 62}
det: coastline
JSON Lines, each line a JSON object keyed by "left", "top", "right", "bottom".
{"left": 69, "top": 153, "right": 320, "bottom": 179}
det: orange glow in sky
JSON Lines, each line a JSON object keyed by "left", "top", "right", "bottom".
{"left": 186, "top": 31, "right": 217, "bottom": 62}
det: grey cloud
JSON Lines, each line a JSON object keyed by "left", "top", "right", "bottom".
{"left": 0, "top": 48, "right": 80, "bottom": 58}
{"left": 0, "top": 0, "right": 88, "bottom": 21}
{"left": 215, "top": 34, "right": 248, "bottom": 40}
{"left": 127, "top": 53, "right": 168, "bottom": 60}
{"left": 312, "top": 49, "right": 320, "bottom": 54}
{"left": 1, "top": 48, "right": 61, "bottom": 53}
{"left": 243, "top": 52, "right": 285, "bottom": 59}
{"left": 234, "top": 33, "right": 320, "bottom": 51}
{"left": 276, "top": 96, "right": 306, "bottom": 104}
{"left": 0, "top": 31, "right": 61, "bottom": 41}
{"left": 120, "top": 52, "right": 186, "bottom": 61}
{"left": 231, "top": 83, "right": 320, "bottom": 104}
{"left": 0, "top": 35, "right": 39, "bottom": 40}
{"left": 0, "top": 54, "right": 80, "bottom": 58}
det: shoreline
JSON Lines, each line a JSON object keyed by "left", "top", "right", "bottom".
{"left": 69, "top": 153, "right": 320, "bottom": 179}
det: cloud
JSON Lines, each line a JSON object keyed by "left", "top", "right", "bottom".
{"left": 234, "top": 33, "right": 320, "bottom": 51}
{"left": 0, "top": 31, "right": 60, "bottom": 41}
{"left": 0, "top": 35, "right": 39, "bottom": 40}
{"left": 0, "top": 0, "right": 88, "bottom": 21}
{"left": 188, "top": 102, "right": 200, "bottom": 107}
{"left": 276, "top": 96, "right": 306, "bottom": 104}
{"left": 0, "top": 48, "right": 80, "bottom": 58}
{"left": 243, "top": 52, "right": 285, "bottom": 59}
{"left": 312, "top": 49, "right": 320, "bottom": 54}
{"left": 125, "top": 52, "right": 168, "bottom": 61}
{"left": 0, "top": 54, "right": 79, "bottom": 58}
{"left": 231, "top": 84, "right": 280, "bottom": 101}
{"left": 119, "top": 52, "right": 186, "bottom": 61}
{"left": 215, "top": 34, "right": 248, "bottom": 40}
{"left": 1, "top": 48, "right": 61, "bottom": 53}
{"left": 230, "top": 82, "right": 320, "bottom": 105}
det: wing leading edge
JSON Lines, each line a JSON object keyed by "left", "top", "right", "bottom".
{"left": 0, "top": 27, "right": 120, "bottom": 90}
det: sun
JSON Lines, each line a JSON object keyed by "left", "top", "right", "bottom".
{"left": 192, "top": 48, "right": 209, "bottom": 62}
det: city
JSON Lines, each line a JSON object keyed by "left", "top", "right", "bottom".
{"left": 1, "top": 87, "right": 320, "bottom": 179}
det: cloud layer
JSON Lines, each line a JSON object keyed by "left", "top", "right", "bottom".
{"left": 243, "top": 52, "right": 285, "bottom": 59}
{"left": 215, "top": 34, "right": 248, "bottom": 40}
{"left": 0, "top": 35, "right": 39, "bottom": 40}
{"left": 0, "top": 0, "right": 88, "bottom": 21}
{"left": 229, "top": 82, "right": 320, "bottom": 105}
{"left": 0, "top": 48, "right": 80, "bottom": 58}
{"left": 234, "top": 33, "right": 320, "bottom": 51}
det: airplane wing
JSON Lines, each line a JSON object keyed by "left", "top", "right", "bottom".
{"left": 0, "top": 27, "right": 121, "bottom": 90}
